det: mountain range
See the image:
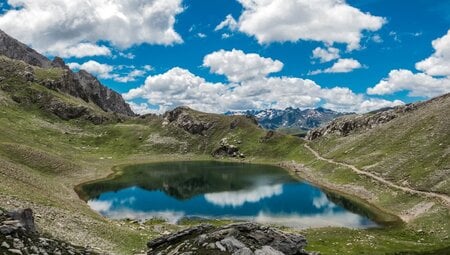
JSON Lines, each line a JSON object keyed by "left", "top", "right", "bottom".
{"left": 226, "top": 107, "right": 347, "bottom": 133}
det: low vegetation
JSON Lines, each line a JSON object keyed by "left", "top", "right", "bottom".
{"left": 0, "top": 56, "right": 449, "bottom": 254}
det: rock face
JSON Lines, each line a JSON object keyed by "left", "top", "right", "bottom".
{"left": 0, "top": 29, "right": 135, "bottom": 117}
{"left": 163, "top": 106, "right": 214, "bottom": 135}
{"left": 306, "top": 103, "right": 421, "bottom": 140}
{"left": 0, "top": 208, "right": 97, "bottom": 255}
{"left": 212, "top": 138, "right": 245, "bottom": 158}
{"left": 0, "top": 30, "right": 52, "bottom": 68}
{"left": 227, "top": 107, "right": 346, "bottom": 131}
{"left": 147, "top": 222, "right": 312, "bottom": 255}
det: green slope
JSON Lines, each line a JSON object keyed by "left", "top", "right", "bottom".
{"left": 310, "top": 94, "right": 450, "bottom": 195}
{"left": 0, "top": 54, "right": 449, "bottom": 254}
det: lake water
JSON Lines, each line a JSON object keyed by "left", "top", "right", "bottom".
{"left": 78, "top": 161, "right": 378, "bottom": 229}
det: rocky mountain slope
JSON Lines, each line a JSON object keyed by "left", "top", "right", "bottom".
{"left": 0, "top": 30, "right": 52, "bottom": 68}
{"left": 0, "top": 29, "right": 134, "bottom": 118}
{"left": 227, "top": 107, "right": 346, "bottom": 133}
{"left": 308, "top": 93, "right": 450, "bottom": 195}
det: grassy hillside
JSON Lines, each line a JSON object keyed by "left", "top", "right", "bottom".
{"left": 0, "top": 55, "right": 449, "bottom": 254}
{"left": 310, "top": 94, "right": 450, "bottom": 195}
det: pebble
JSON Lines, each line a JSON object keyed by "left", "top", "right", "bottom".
{"left": 215, "top": 241, "right": 226, "bottom": 252}
{"left": 7, "top": 249, "right": 23, "bottom": 255}
{"left": 1, "top": 241, "right": 10, "bottom": 249}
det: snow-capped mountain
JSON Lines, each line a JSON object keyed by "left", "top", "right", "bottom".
{"left": 226, "top": 107, "right": 348, "bottom": 132}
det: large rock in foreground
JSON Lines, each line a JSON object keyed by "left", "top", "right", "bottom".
{"left": 147, "top": 222, "right": 313, "bottom": 255}
{"left": 0, "top": 208, "right": 97, "bottom": 255}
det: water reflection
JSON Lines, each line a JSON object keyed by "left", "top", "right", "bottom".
{"left": 79, "top": 162, "right": 378, "bottom": 229}
{"left": 204, "top": 184, "right": 283, "bottom": 207}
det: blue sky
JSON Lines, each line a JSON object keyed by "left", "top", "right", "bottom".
{"left": 0, "top": 0, "right": 449, "bottom": 114}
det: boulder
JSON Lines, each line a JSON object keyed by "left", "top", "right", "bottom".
{"left": 147, "top": 222, "right": 312, "bottom": 255}
{"left": 212, "top": 138, "right": 245, "bottom": 158}
{"left": 0, "top": 208, "right": 98, "bottom": 254}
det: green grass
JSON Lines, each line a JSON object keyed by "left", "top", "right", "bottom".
{"left": 0, "top": 56, "right": 449, "bottom": 254}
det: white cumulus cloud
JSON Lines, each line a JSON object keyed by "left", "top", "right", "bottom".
{"left": 235, "top": 0, "right": 386, "bottom": 50}
{"left": 215, "top": 14, "right": 238, "bottom": 31}
{"left": 68, "top": 60, "right": 148, "bottom": 83}
{"left": 124, "top": 60, "right": 403, "bottom": 114}
{"left": 68, "top": 61, "right": 114, "bottom": 79}
{"left": 123, "top": 67, "right": 228, "bottom": 113}
{"left": 368, "top": 30, "right": 450, "bottom": 98}
{"left": 415, "top": 29, "right": 450, "bottom": 76}
{"left": 367, "top": 69, "right": 450, "bottom": 98}
{"left": 203, "top": 49, "right": 284, "bottom": 82}
{"left": 310, "top": 58, "right": 363, "bottom": 74}
{"left": 312, "top": 47, "right": 340, "bottom": 63}
{"left": 0, "top": 0, "right": 183, "bottom": 57}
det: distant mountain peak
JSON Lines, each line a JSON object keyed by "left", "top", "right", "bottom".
{"left": 226, "top": 107, "right": 348, "bottom": 132}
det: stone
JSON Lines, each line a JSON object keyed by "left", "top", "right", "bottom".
{"left": 8, "top": 208, "right": 36, "bottom": 233}
{"left": 0, "top": 225, "right": 16, "bottom": 235}
{"left": 13, "top": 238, "right": 25, "bottom": 249}
{"left": 220, "top": 237, "right": 246, "bottom": 252}
{"left": 254, "top": 246, "right": 284, "bottom": 255}
{"left": 7, "top": 249, "right": 23, "bottom": 255}
{"left": 234, "top": 247, "right": 254, "bottom": 255}
{"left": 212, "top": 137, "right": 243, "bottom": 158}
{"left": 215, "top": 241, "right": 226, "bottom": 252}
{"left": 1, "top": 241, "right": 10, "bottom": 249}
{"left": 147, "top": 222, "right": 311, "bottom": 255}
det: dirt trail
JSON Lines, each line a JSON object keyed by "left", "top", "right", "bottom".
{"left": 304, "top": 143, "right": 450, "bottom": 209}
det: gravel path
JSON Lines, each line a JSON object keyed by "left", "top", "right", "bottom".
{"left": 304, "top": 143, "right": 450, "bottom": 209}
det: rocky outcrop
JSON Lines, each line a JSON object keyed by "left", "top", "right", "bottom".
{"left": 212, "top": 138, "right": 245, "bottom": 158}
{"left": 306, "top": 103, "right": 420, "bottom": 140}
{"left": 0, "top": 208, "right": 97, "bottom": 255}
{"left": 147, "top": 222, "right": 313, "bottom": 255}
{"left": 0, "top": 30, "right": 52, "bottom": 68}
{"left": 163, "top": 106, "right": 214, "bottom": 135}
{"left": 0, "top": 29, "right": 135, "bottom": 117}
{"left": 74, "top": 70, "right": 135, "bottom": 116}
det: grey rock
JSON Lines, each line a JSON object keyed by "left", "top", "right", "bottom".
{"left": 0, "top": 29, "right": 52, "bottom": 68}
{"left": 220, "top": 237, "right": 246, "bottom": 252}
{"left": 234, "top": 247, "right": 254, "bottom": 255}
{"left": 216, "top": 241, "right": 226, "bottom": 252}
{"left": 0, "top": 29, "right": 135, "bottom": 118}
{"left": 13, "top": 238, "right": 24, "bottom": 249}
{"left": 1, "top": 241, "right": 10, "bottom": 249}
{"left": 7, "top": 249, "right": 23, "bottom": 255}
{"left": 163, "top": 106, "right": 214, "bottom": 135}
{"left": 212, "top": 137, "right": 245, "bottom": 158}
{"left": 0, "top": 225, "right": 15, "bottom": 235}
{"left": 255, "top": 246, "right": 284, "bottom": 255}
{"left": 8, "top": 208, "right": 36, "bottom": 233}
{"left": 147, "top": 222, "right": 311, "bottom": 255}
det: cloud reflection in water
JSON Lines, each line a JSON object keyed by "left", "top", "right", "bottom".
{"left": 204, "top": 184, "right": 283, "bottom": 207}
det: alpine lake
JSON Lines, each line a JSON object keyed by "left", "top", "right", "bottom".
{"left": 77, "top": 161, "right": 394, "bottom": 229}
